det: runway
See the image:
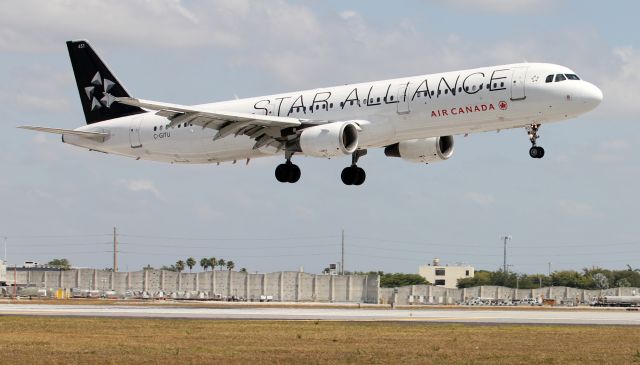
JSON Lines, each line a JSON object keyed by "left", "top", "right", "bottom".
{"left": 1, "top": 303, "right": 639, "bottom": 325}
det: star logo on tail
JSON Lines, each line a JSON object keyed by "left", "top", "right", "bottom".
{"left": 84, "top": 72, "right": 116, "bottom": 111}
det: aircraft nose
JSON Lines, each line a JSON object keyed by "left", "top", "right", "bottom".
{"left": 582, "top": 82, "right": 603, "bottom": 109}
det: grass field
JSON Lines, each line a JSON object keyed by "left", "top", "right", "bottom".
{"left": 0, "top": 317, "right": 639, "bottom": 364}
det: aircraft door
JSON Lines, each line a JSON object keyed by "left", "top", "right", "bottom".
{"left": 396, "top": 83, "right": 410, "bottom": 114}
{"left": 510, "top": 67, "right": 527, "bottom": 101}
{"left": 129, "top": 117, "right": 142, "bottom": 148}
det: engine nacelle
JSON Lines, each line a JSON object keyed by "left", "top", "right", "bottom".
{"left": 384, "top": 136, "right": 454, "bottom": 163}
{"left": 298, "top": 121, "right": 359, "bottom": 158}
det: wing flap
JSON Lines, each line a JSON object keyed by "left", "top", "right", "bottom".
{"left": 116, "top": 97, "right": 302, "bottom": 128}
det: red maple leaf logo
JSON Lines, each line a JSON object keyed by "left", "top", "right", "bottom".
{"left": 499, "top": 101, "right": 508, "bottom": 110}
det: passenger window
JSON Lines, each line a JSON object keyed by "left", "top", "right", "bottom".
{"left": 545, "top": 75, "right": 554, "bottom": 83}
{"left": 479, "top": 84, "right": 483, "bottom": 90}
{"left": 159, "top": 126, "right": 163, "bottom": 131}
{"left": 500, "top": 82, "right": 504, "bottom": 87}
{"left": 330, "top": 103, "right": 333, "bottom": 108}
{"left": 444, "top": 89, "right": 448, "bottom": 94}
{"left": 349, "top": 100, "right": 354, "bottom": 106}
{"left": 390, "top": 96, "right": 394, "bottom": 101}
{"left": 177, "top": 124, "right": 181, "bottom": 128}
{"left": 153, "top": 126, "right": 157, "bottom": 131}
{"left": 322, "top": 104, "right": 326, "bottom": 110}
{"left": 555, "top": 74, "right": 566, "bottom": 82}
{"left": 377, "top": 97, "right": 381, "bottom": 102}
{"left": 472, "top": 85, "right": 476, "bottom": 91}
{"left": 430, "top": 91, "right": 435, "bottom": 96}
{"left": 458, "top": 87, "right": 462, "bottom": 92}
{"left": 316, "top": 105, "right": 320, "bottom": 110}
{"left": 183, "top": 123, "right": 187, "bottom": 127}
{"left": 566, "top": 74, "right": 580, "bottom": 80}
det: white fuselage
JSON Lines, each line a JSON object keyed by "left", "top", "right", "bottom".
{"left": 64, "top": 63, "right": 602, "bottom": 164}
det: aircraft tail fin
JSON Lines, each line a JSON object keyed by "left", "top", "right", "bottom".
{"left": 66, "top": 40, "right": 145, "bottom": 124}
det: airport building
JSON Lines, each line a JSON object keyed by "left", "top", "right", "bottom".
{"left": 419, "top": 258, "right": 474, "bottom": 289}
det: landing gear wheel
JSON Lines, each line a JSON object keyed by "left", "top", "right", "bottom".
{"left": 341, "top": 166, "right": 366, "bottom": 186}
{"left": 341, "top": 150, "right": 368, "bottom": 186}
{"left": 275, "top": 161, "right": 301, "bottom": 183}
{"left": 354, "top": 167, "right": 366, "bottom": 186}
{"left": 341, "top": 167, "right": 356, "bottom": 185}
{"left": 275, "top": 164, "right": 291, "bottom": 183}
{"left": 529, "top": 146, "right": 544, "bottom": 159}
{"left": 288, "top": 164, "right": 301, "bottom": 183}
{"left": 526, "top": 124, "right": 545, "bottom": 159}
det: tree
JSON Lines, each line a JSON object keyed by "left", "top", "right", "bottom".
{"left": 175, "top": 260, "right": 185, "bottom": 273}
{"left": 143, "top": 264, "right": 154, "bottom": 271}
{"left": 47, "top": 258, "right": 71, "bottom": 270}
{"left": 200, "top": 258, "right": 210, "bottom": 271}
{"left": 380, "top": 273, "right": 428, "bottom": 288}
{"left": 226, "top": 261, "right": 235, "bottom": 271}
{"left": 209, "top": 257, "right": 217, "bottom": 271}
{"left": 217, "top": 258, "right": 226, "bottom": 271}
{"left": 240, "top": 268, "right": 247, "bottom": 273}
{"left": 186, "top": 257, "right": 196, "bottom": 272}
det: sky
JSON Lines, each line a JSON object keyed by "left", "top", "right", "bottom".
{"left": 0, "top": 0, "right": 638, "bottom": 275}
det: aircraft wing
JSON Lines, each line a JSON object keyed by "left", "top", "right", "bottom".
{"left": 17, "top": 126, "right": 108, "bottom": 141}
{"left": 117, "top": 97, "right": 304, "bottom": 150}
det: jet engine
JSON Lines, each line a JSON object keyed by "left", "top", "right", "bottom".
{"left": 298, "top": 121, "right": 359, "bottom": 158}
{"left": 384, "top": 136, "right": 454, "bottom": 163}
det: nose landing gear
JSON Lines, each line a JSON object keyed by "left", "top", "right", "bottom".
{"left": 526, "top": 124, "right": 545, "bottom": 159}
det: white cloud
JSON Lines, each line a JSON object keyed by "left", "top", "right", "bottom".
{"left": 32, "top": 134, "right": 47, "bottom": 145}
{"left": 0, "top": 0, "right": 242, "bottom": 52}
{"left": 591, "top": 139, "right": 631, "bottom": 163}
{"left": 466, "top": 192, "right": 495, "bottom": 205}
{"left": 557, "top": 200, "right": 602, "bottom": 218}
{"left": 595, "top": 46, "right": 640, "bottom": 115}
{"left": 116, "top": 179, "right": 162, "bottom": 199}
{"left": 433, "top": 0, "right": 558, "bottom": 13}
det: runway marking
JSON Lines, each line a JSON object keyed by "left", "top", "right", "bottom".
{"left": 1, "top": 304, "right": 639, "bottom": 325}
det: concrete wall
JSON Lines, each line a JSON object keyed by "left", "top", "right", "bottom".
{"left": 8, "top": 269, "right": 379, "bottom": 303}
{"left": 380, "top": 284, "right": 640, "bottom": 305}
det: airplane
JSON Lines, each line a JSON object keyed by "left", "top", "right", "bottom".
{"left": 19, "top": 40, "right": 603, "bottom": 186}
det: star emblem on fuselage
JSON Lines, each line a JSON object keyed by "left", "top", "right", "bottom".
{"left": 84, "top": 71, "right": 116, "bottom": 111}
{"left": 531, "top": 75, "right": 539, "bottom": 83}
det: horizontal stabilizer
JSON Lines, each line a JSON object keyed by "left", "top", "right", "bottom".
{"left": 17, "top": 126, "right": 108, "bottom": 140}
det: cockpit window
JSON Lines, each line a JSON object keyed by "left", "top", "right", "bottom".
{"left": 565, "top": 74, "right": 580, "bottom": 80}
{"left": 555, "top": 74, "right": 566, "bottom": 82}
{"left": 545, "top": 75, "right": 554, "bottom": 83}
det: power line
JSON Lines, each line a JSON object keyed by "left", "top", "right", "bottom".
{"left": 118, "top": 233, "right": 338, "bottom": 241}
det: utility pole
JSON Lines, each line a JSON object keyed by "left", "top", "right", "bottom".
{"left": 341, "top": 229, "right": 345, "bottom": 275}
{"left": 3, "top": 236, "right": 6, "bottom": 264}
{"left": 113, "top": 227, "right": 118, "bottom": 272}
{"left": 548, "top": 262, "right": 552, "bottom": 276}
{"left": 13, "top": 264, "right": 17, "bottom": 298}
{"left": 500, "top": 235, "right": 511, "bottom": 273}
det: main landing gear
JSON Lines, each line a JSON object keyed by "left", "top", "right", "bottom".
{"left": 526, "top": 124, "right": 545, "bottom": 159}
{"left": 275, "top": 152, "right": 301, "bottom": 183}
{"left": 341, "top": 150, "right": 367, "bottom": 186}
